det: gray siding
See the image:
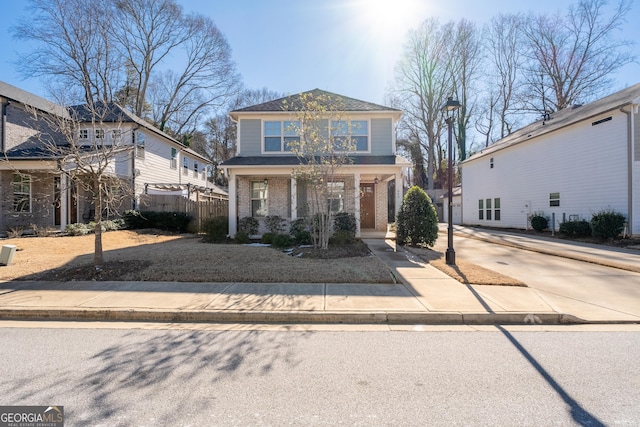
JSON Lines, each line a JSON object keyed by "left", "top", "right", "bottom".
{"left": 371, "top": 118, "right": 392, "bottom": 155}
{"left": 239, "top": 119, "right": 261, "bottom": 156}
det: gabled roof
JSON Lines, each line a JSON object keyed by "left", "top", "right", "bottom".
{"left": 229, "top": 89, "right": 401, "bottom": 119}
{"left": 464, "top": 82, "right": 640, "bottom": 163}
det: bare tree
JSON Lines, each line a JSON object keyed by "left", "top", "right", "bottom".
{"left": 391, "top": 18, "right": 455, "bottom": 191}
{"left": 26, "top": 102, "right": 134, "bottom": 269}
{"left": 450, "top": 19, "right": 483, "bottom": 162}
{"left": 285, "top": 92, "right": 356, "bottom": 250}
{"left": 483, "top": 13, "right": 526, "bottom": 140}
{"left": 522, "top": 0, "right": 635, "bottom": 112}
{"left": 13, "top": 0, "right": 239, "bottom": 136}
{"left": 144, "top": 13, "right": 240, "bottom": 134}
{"left": 12, "top": 0, "right": 123, "bottom": 105}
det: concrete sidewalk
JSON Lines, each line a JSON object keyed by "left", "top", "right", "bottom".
{"left": 0, "top": 228, "right": 637, "bottom": 325}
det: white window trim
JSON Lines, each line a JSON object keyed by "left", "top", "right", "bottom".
{"left": 13, "top": 174, "right": 32, "bottom": 213}
{"left": 261, "top": 120, "right": 300, "bottom": 154}
{"left": 330, "top": 119, "right": 371, "bottom": 154}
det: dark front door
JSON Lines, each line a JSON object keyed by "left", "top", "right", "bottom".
{"left": 360, "top": 183, "right": 375, "bottom": 229}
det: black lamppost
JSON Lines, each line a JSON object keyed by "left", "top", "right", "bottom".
{"left": 442, "top": 96, "right": 461, "bottom": 265}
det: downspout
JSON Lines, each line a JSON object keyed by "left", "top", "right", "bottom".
{"left": 1, "top": 101, "right": 9, "bottom": 152}
{"left": 620, "top": 104, "right": 635, "bottom": 235}
{"left": 131, "top": 126, "right": 139, "bottom": 210}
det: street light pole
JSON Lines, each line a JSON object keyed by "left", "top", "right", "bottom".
{"left": 442, "top": 97, "right": 461, "bottom": 265}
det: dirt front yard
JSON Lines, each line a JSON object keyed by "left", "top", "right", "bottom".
{"left": 0, "top": 230, "right": 523, "bottom": 285}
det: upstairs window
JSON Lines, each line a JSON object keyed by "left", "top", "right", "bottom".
{"left": 332, "top": 120, "right": 368, "bottom": 152}
{"left": 194, "top": 161, "right": 199, "bottom": 177}
{"left": 79, "top": 129, "right": 89, "bottom": 140}
{"left": 134, "top": 131, "right": 145, "bottom": 159}
{"left": 95, "top": 129, "right": 104, "bottom": 140}
{"left": 170, "top": 148, "right": 177, "bottom": 169}
{"left": 183, "top": 156, "right": 189, "bottom": 175}
{"left": 264, "top": 121, "right": 299, "bottom": 152}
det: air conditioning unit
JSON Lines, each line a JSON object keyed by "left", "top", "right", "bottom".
{"left": 0, "top": 245, "right": 17, "bottom": 266}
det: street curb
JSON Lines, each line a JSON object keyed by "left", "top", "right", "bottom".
{"left": 0, "top": 308, "right": 599, "bottom": 325}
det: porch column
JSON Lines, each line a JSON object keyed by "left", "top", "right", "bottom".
{"left": 395, "top": 171, "right": 403, "bottom": 220}
{"left": 228, "top": 171, "right": 237, "bottom": 237}
{"left": 354, "top": 172, "right": 361, "bottom": 238}
{"left": 290, "top": 177, "right": 297, "bottom": 220}
{"left": 60, "top": 173, "right": 68, "bottom": 230}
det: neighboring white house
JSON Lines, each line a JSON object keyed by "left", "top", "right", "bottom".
{"left": 461, "top": 83, "right": 640, "bottom": 236}
{"left": 0, "top": 80, "right": 217, "bottom": 232}
{"left": 441, "top": 186, "right": 462, "bottom": 225}
{"left": 222, "top": 89, "right": 411, "bottom": 237}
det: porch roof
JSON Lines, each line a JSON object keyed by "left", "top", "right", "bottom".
{"left": 222, "top": 155, "right": 410, "bottom": 167}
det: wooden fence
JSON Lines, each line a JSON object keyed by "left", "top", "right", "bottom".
{"left": 140, "top": 195, "right": 228, "bottom": 232}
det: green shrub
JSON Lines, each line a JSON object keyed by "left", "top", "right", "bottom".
{"left": 329, "top": 230, "right": 357, "bottom": 245}
{"left": 264, "top": 215, "right": 286, "bottom": 234}
{"left": 122, "top": 210, "right": 146, "bottom": 229}
{"left": 530, "top": 214, "right": 548, "bottom": 231}
{"left": 122, "top": 210, "right": 192, "bottom": 232}
{"left": 334, "top": 212, "right": 357, "bottom": 233}
{"left": 201, "top": 216, "right": 228, "bottom": 242}
{"left": 396, "top": 186, "right": 439, "bottom": 247}
{"left": 559, "top": 220, "right": 591, "bottom": 237}
{"left": 272, "top": 233, "right": 293, "bottom": 248}
{"left": 234, "top": 230, "right": 251, "bottom": 244}
{"left": 289, "top": 218, "right": 311, "bottom": 244}
{"left": 238, "top": 217, "right": 259, "bottom": 235}
{"left": 591, "top": 210, "right": 626, "bottom": 240}
{"left": 261, "top": 232, "right": 275, "bottom": 244}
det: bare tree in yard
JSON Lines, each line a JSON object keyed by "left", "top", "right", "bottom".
{"left": 521, "top": 0, "right": 635, "bottom": 113}
{"left": 391, "top": 19, "right": 455, "bottom": 191}
{"left": 284, "top": 92, "right": 356, "bottom": 250}
{"left": 26, "top": 102, "right": 134, "bottom": 269}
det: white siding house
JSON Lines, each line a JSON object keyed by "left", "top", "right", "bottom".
{"left": 0, "top": 80, "right": 217, "bottom": 232}
{"left": 461, "top": 83, "right": 640, "bottom": 237}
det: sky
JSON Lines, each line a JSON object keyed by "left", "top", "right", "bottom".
{"left": 2, "top": 0, "right": 639, "bottom": 107}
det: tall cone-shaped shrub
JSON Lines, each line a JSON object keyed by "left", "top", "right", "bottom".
{"left": 396, "top": 185, "right": 439, "bottom": 247}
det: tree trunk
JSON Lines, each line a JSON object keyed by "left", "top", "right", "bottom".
{"left": 93, "top": 181, "right": 104, "bottom": 269}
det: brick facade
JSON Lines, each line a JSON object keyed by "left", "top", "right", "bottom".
{"left": 0, "top": 171, "right": 57, "bottom": 230}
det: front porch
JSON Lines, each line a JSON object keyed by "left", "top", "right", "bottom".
{"left": 227, "top": 169, "right": 404, "bottom": 237}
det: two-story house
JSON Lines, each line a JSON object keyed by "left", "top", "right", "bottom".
{"left": 222, "top": 89, "right": 410, "bottom": 237}
{"left": 0, "top": 80, "right": 216, "bottom": 233}
{"left": 461, "top": 82, "right": 640, "bottom": 237}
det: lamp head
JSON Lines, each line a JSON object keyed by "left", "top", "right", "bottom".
{"left": 442, "top": 97, "right": 461, "bottom": 112}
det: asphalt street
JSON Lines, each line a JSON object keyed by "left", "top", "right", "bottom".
{"left": 1, "top": 327, "right": 638, "bottom": 426}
